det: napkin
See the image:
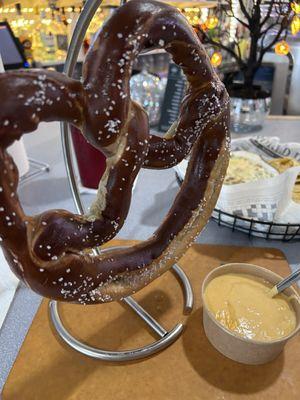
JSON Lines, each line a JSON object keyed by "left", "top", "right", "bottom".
{"left": 0, "top": 248, "right": 19, "bottom": 329}
{"left": 175, "top": 136, "right": 300, "bottom": 224}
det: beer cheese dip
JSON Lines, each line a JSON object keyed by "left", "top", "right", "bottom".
{"left": 224, "top": 154, "right": 275, "bottom": 185}
{"left": 204, "top": 273, "right": 296, "bottom": 341}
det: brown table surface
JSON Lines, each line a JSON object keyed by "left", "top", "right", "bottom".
{"left": 3, "top": 240, "right": 300, "bottom": 400}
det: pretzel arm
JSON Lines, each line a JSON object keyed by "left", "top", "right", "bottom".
{"left": 31, "top": 101, "right": 149, "bottom": 260}
{"left": 0, "top": 70, "right": 84, "bottom": 148}
{"left": 144, "top": 81, "right": 228, "bottom": 169}
{"left": 143, "top": 39, "right": 227, "bottom": 168}
{"left": 0, "top": 70, "right": 84, "bottom": 260}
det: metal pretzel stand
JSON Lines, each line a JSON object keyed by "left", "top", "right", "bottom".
{"left": 19, "top": 159, "right": 50, "bottom": 186}
{"left": 49, "top": 0, "right": 194, "bottom": 362}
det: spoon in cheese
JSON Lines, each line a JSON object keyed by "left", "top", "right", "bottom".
{"left": 270, "top": 267, "right": 300, "bottom": 298}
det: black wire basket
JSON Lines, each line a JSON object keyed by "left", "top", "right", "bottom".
{"left": 175, "top": 172, "right": 300, "bottom": 242}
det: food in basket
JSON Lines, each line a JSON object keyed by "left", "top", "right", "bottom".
{"left": 268, "top": 157, "right": 300, "bottom": 203}
{"left": 204, "top": 273, "right": 296, "bottom": 341}
{"left": 293, "top": 186, "right": 300, "bottom": 203}
{"left": 224, "top": 151, "right": 276, "bottom": 185}
{"left": 268, "top": 157, "right": 300, "bottom": 172}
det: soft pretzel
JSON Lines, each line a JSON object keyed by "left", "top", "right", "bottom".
{"left": 0, "top": 0, "right": 230, "bottom": 304}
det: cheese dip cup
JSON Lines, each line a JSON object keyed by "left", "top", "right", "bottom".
{"left": 201, "top": 263, "right": 300, "bottom": 365}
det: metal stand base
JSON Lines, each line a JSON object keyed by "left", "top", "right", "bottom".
{"left": 55, "top": 0, "right": 194, "bottom": 363}
{"left": 19, "top": 158, "right": 50, "bottom": 186}
{"left": 49, "top": 263, "right": 193, "bottom": 362}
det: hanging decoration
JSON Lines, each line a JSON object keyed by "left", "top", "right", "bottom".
{"left": 274, "top": 40, "right": 290, "bottom": 55}
{"left": 199, "top": 22, "right": 208, "bottom": 31}
{"left": 291, "top": 1, "right": 300, "bottom": 14}
{"left": 210, "top": 51, "right": 222, "bottom": 67}
{"left": 291, "top": 15, "right": 300, "bottom": 35}
{"left": 205, "top": 15, "right": 218, "bottom": 30}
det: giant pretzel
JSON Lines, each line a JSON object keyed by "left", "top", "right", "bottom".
{"left": 0, "top": 0, "right": 230, "bottom": 304}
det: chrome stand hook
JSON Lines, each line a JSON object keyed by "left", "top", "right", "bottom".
{"left": 49, "top": 263, "right": 193, "bottom": 361}
{"left": 56, "top": 0, "right": 194, "bottom": 362}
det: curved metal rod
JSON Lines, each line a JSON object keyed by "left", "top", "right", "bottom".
{"left": 49, "top": 300, "right": 183, "bottom": 361}
{"left": 100, "top": 246, "right": 194, "bottom": 314}
{"left": 56, "top": 1, "right": 194, "bottom": 361}
{"left": 172, "top": 264, "right": 194, "bottom": 314}
{"left": 49, "top": 248, "right": 193, "bottom": 361}
{"left": 61, "top": 0, "right": 104, "bottom": 214}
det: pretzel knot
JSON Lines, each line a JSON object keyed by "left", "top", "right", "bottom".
{"left": 0, "top": 0, "right": 230, "bottom": 304}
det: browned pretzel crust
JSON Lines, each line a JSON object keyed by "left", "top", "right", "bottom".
{"left": 0, "top": 0, "right": 230, "bottom": 304}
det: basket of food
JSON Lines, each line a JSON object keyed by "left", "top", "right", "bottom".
{"left": 175, "top": 136, "right": 300, "bottom": 241}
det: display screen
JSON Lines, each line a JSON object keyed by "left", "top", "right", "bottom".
{"left": 0, "top": 23, "right": 27, "bottom": 69}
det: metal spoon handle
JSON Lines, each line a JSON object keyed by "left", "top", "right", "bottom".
{"left": 276, "top": 267, "right": 300, "bottom": 294}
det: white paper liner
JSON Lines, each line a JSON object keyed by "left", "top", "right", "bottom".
{"left": 175, "top": 136, "right": 300, "bottom": 238}
{"left": 7, "top": 139, "right": 30, "bottom": 177}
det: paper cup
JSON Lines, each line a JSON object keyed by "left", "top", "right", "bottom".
{"left": 7, "top": 139, "right": 30, "bottom": 178}
{"left": 202, "top": 263, "right": 300, "bottom": 365}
